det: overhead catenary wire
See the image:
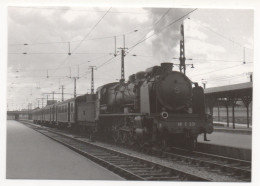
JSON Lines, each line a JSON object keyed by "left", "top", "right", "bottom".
{"left": 205, "top": 73, "right": 246, "bottom": 81}
{"left": 9, "top": 31, "right": 138, "bottom": 46}
{"left": 128, "top": 8, "right": 198, "bottom": 51}
{"left": 191, "top": 63, "right": 252, "bottom": 77}
{"left": 11, "top": 54, "right": 109, "bottom": 73}
{"left": 71, "top": 7, "right": 112, "bottom": 54}
{"left": 127, "top": 8, "right": 172, "bottom": 52}
{"left": 91, "top": 9, "right": 197, "bottom": 71}
{"left": 49, "top": 7, "right": 112, "bottom": 76}
{"left": 188, "top": 18, "right": 253, "bottom": 51}
{"left": 39, "top": 9, "right": 198, "bottom": 88}
{"left": 172, "top": 57, "right": 253, "bottom": 63}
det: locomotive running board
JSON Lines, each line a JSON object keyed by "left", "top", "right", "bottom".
{"left": 99, "top": 113, "right": 146, "bottom": 117}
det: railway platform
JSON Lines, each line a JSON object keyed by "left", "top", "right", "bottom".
{"left": 213, "top": 121, "right": 252, "bottom": 134}
{"left": 197, "top": 130, "right": 251, "bottom": 149}
{"left": 6, "top": 120, "right": 124, "bottom": 180}
{"left": 197, "top": 126, "right": 252, "bottom": 161}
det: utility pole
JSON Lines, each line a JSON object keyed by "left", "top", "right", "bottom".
{"left": 73, "top": 78, "right": 77, "bottom": 98}
{"left": 173, "top": 24, "right": 194, "bottom": 73}
{"left": 61, "top": 85, "right": 64, "bottom": 101}
{"left": 114, "top": 36, "right": 117, "bottom": 56}
{"left": 118, "top": 35, "right": 127, "bottom": 82}
{"left": 89, "top": 66, "right": 96, "bottom": 94}
{"left": 28, "top": 103, "right": 30, "bottom": 119}
{"left": 202, "top": 79, "right": 207, "bottom": 89}
{"left": 52, "top": 91, "right": 55, "bottom": 101}
{"left": 243, "top": 47, "right": 246, "bottom": 64}
{"left": 68, "top": 66, "right": 79, "bottom": 98}
{"left": 37, "top": 98, "right": 46, "bottom": 108}
{"left": 120, "top": 48, "right": 125, "bottom": 82}
{"left": 43, "top": 92, "right": 76, "bottom": 102}
{"left": 68, "top": 42, "right": 71, "bottom": 55}
{"left": 179, "top": 24, "right": 186, "bottom": 74}
{"left": 246, "top": 72, "right": 253, "bottom": 82}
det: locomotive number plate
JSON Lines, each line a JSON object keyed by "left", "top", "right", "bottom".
{"left": 177, "top": 122, "right": 196, "bottom": 127}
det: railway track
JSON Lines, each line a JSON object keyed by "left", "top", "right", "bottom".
{"left": 141, "top": 146, "right": 251, "bottom": 181}
{"left": 20, "top": 121, "right": 210, "bottom": 181}
{"left": 20, "top": 120, "right": 251, "bottom": 181}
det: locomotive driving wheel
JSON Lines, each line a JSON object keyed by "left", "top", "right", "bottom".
{"left": 185, "top": 134, "right": 198, "bottom": 151}
{"left": 111, "top": 124, "right": 120, "bottom": 143}
{"left": 119, "top": 131, "right": 128, "bottom": 144}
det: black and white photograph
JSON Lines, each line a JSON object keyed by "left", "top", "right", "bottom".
{"left": 1, "top": 0, "right": 259, "bottom": 185}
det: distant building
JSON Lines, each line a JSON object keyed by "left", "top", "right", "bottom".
{"left": 47, "top": 100, "right": 57, "bottom": 105}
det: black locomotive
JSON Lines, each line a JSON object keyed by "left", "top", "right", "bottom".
{"left": 32, "top": 62, "right": 213, "bottom": 149}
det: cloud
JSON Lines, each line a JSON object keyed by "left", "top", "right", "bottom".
{"left": 145, "top": 8, "right": 192, "bottom": 61}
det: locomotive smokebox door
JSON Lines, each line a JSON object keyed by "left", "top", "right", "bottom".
{"left": 155, "top": 71, "right": 192, "bottom": 112}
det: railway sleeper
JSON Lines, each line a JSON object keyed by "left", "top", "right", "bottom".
{"left": 146, "top": 176, "right": 180, "bottom": 181}
{"left": 104, "top": 159, "right": 132, "bottom": 163}
{"left": 91, "top": 152, "right": 116, "bottom": 156}
{"left": 95, "top": 154, "right": 122, "bottom": 157}
{"left": 126, "top": 167, "right": 154, "bottom": 171}
{"left": 119, "top": 164, "right": 148, "bottom": 168}
{"left": 102, "top": 157, "right": 127, "bottom": 161}
{"left": 130, "top": 169, "right": 164, "bottom": 173}
{"left": 136, "top": 172, "right": 171, "bottom": 177}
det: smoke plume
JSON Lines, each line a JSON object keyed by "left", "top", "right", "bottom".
{"left": 148, "top": 8, "right": 192, "bottom": 61}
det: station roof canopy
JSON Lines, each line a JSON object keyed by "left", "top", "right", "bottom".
{"left": 204, "top": 82, "right": 252, "bottom": 99}
{"left": 7, "top": 110, "right": 31, "bottom": 115}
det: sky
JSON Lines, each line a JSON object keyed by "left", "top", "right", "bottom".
{"left": 7, "top": 6, "right": 254, "bottom": 111}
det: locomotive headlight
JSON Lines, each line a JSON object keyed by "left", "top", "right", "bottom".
{"left": 161, "top": 111, "right": 168, "bottom": 119}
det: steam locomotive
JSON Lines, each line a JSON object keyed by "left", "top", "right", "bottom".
{"left": 32, "top": 62, "right": 213, "bottom": 149}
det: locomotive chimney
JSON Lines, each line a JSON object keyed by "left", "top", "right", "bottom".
{"left": 161, "top": 62, "right": 173, "bottom": 73}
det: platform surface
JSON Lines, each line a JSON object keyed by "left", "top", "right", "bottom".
{"left": 6, "top": 120, "right": 124, "bottom": 180}
{"left": 197, "top": 130, "right": 252, "bottom": 149}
